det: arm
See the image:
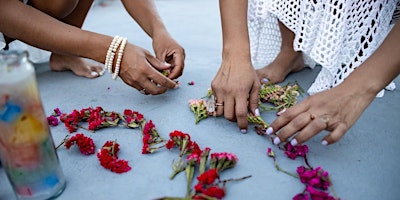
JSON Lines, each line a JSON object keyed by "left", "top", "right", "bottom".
{"left": 121, "top": 0, "right": 185, "bottom": 80}
{"left": 211, "top": 0, "right": 260, "bottom": 133}
{"left": 0, "top": 0, "right": 109, "bottom": 63}
{"left": 0, "top": 0, "right": 178, "bottom": 95}
{"left": 269, "top": 22, "right": 400, "bottom": 145}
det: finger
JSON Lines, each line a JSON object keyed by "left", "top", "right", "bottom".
{"left": 248, "top": 82, "right": 261, "bottom": 116}
{"left": 267, "top": 101, "right": 309, "bottom": 135}
{"left": 147, "top": 54, "right": 173, "bottom": 71}
{"left": 155, "top": 48, "right": 168, "bottom": 63}
{"left": 215, "top": 96, "right": 224, "bottom": 117}
{"left": 235, "top": 96, "right": 249, "bottom": 133}
{"left": 273, "top": 112, "right": 313, "bottom": 144}
{"left": 223, "top": 97, "right": 236, "bottom": 122}
{"left": 321, "top": 123, "right": 347, "bottom": 145}
{"left": 146, "top": 58, "right": 178, "bottom": 89}
{"left": 168, "top": 52, "right": 185, "bottom": 79}
{"left": 289, "top": 116, "right": 329, "bottom": 145}
{"left": 140, "top": 79, "right": 168, "bottom": 95}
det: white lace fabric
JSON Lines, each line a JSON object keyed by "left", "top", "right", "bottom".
{"left": 248, "top": 0, "right": 398, "bottom": 95}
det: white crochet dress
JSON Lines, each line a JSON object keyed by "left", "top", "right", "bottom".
{"left": 248, "top": 0, "right": 399, "bottom": 96}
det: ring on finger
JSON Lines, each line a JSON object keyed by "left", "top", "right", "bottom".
{"left": 321, "top": 116, "right": 329, "bottom": 127}
{"left": 310, "top": 113, "right": 316, "bottom": 120}
{"left": 215, "top": 102, "right": 224, "bottom": 106}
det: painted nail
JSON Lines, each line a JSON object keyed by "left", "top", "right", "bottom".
{"left": 241, "top": 129, "right": 247, "bottom": 134}
{"left": 276, "top": 108, "right": 286, "bottom": 116}
{"left": 164, "top": 62, "right": 171, "bottom": 67}
{"left": 290, "top": 139, "right": 298, "bottom": 146}
{"left": 265, "top": 127, "right": 273, "bottom": 135}
{"left": 99, "top": 70, "right": 105, "bottom": 76}
{"left": 321, "top": 140, "right": 328, "bottom": 146}
{"left": 262, "top": 78, "right": 269, "bottom": 83}
{"left": 91, "top": 71, "right": 99, "bottom": 77}
{"left": 254, "top": 108, "right": 260, "bottom": 116}
{"left": 273, "top": 137, "right": 280, "bottom": 145}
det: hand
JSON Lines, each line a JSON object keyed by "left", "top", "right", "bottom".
{"left": 267, "top": 84, "right": 375, "bottom": 145}
{"left": 211, "top": 57, "right": 261, "bottom": 133}
{"left": 118, "top": 43, "right": 178, "bottom": 95}
{"left": 152, "top": 32, "right": 185, "bottom": 80}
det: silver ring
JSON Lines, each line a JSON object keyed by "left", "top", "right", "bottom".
{"left": 215, "top": 103, "right": 224, "bottom": 106}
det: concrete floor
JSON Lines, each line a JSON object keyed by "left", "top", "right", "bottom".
{"left": 1, "top": 1, "right": 400, "bottom": 199}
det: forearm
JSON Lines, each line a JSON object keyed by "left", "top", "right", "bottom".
{"left": 219, "top": 0, "right": 251, "bottom": 60}
{"left": 0, "top": 0, "right": 111, "bottom": 63}
{"left": 341, "top": 22, "right": 400, "bottom": 96}
{"left": 121, "top": 0, "right": 168, "bottom": 38}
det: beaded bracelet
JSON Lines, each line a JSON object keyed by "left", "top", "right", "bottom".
{"left": 108, "top": 36, "right": 123, "bottom": 73}
{"left": 104, "top": 35, "right": 127, "bottom": 79}
{"left": 112, "top": 37, "right": 127, "bottom": 80}
{"left": 104, "top": 36, "right": 120, "bottom": 73}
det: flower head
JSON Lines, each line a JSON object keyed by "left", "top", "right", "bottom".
{"left": 284, "top": 142, "right": 309, "bottom": 160}
{"left": 64, "top": 133, "right": 95, "bottom": 155}
{"left": 188, "top": 99, "right": 209, "bottom": 124}
{"left": 209, "top": 152, "right": 238, "bottom": 173}
{"left": 97, "top": 140, "right": 131, "bottom": 173}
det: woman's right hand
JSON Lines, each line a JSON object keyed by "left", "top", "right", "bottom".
{"left": 118, "top": 43, "right": 178, "bottom": 95}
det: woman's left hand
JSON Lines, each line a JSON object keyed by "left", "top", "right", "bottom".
{"left": 267, "top": 84, "right": 376, "bottom": 146}
{"left": 152, "top": 32, "right": 185, "bottom": 80}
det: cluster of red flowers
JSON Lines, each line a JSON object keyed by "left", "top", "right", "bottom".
{"left": 50, "top": 107, "right": 166, "bottom": 174}
{"left": 142, "top": 120, "right": 165, "bottom": 154}
{"left": 193, "top": 169, "right": 225, "bottom": 199}
{"left": 97, "top": 141, "right": 131, "bottom": 174}
{"left": 164, "top": 130, "right": 250, "bottom": 199}
{"left": 64, "top": 133, "right": 95, "bottom": 155}
{"left": 59, "top": 106, "right": 120, "bottom": 133}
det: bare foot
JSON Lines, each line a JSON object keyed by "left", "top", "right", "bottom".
{"left": 49, "top": 53, "right": 104, "bottom": 78}
{"left": 256, "top": 50, "right": 305, "bottom": 84}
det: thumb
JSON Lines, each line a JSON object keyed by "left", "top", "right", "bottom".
{"left": 147, "top": 55, "right": 171, "bottom": 70}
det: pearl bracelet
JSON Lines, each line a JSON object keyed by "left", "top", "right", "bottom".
{"left": 104, "top": 36, "right": 120, "bottom": 73}
{"left": 104, "top": 35, "right": 127, "bottom": 80}
{"left": 112, "top": 37, "right": 127, "bottom": 80}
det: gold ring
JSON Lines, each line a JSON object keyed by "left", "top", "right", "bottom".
{"left": 215, "top": 103, "right": 224, "bottom": 106}
{"left": 321, "top": 116, "right": 329, "bottom": 127}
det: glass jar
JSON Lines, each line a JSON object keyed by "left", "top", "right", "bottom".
{"left": 0, "top": 51, "right": 66, "bottom": 200}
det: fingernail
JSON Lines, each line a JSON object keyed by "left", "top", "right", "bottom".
{"left": 254, "top": 108, "right": 260, "bottom": 116}
{"left": 321, "top": 140, "right": 328, "bottom": 146}
{"left": 241, "top": 129, "right": 247, "bottom": 134}
{"left": 276, "top": 108, "right": 286, "bottom": 116}
{"left": 91, "top": 71, "right": 99, "bottom": 77}
{"left": 174, "top": 84, "right": 179, "bottom": 89}
{"left": 99, "top": 70, "right": 105, "bottom": 76}
{"left": 164, "top": 62, "right": 171, "bottom": 67}
{"left": 265, "top": 127, "right": 273, "bottom": 135}
{"left": 273, "top": 137, "right": 280, "bottom": 145}
{"left": 262, "top": 78, "right": 269, "bottom": 83}
{"left": 290, "top": 139, "right": 298, "bottom": 146}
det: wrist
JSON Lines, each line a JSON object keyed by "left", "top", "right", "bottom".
{"left": 222, "top": 47, "right": 251, "bottom": 62}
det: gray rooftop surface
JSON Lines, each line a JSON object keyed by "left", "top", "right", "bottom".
{"left": 1, "top": 0, "right": 400, "bottom": 199}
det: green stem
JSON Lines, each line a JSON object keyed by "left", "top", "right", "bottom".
{"left": 274, "top": 160, "right": 299, "bottom": 179}
{"left": 55, "top": 135, "right": 69, "bottom": 150}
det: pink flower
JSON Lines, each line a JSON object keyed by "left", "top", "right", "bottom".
{"left": 284, "top": 142, "right": 309, "bottom": 160}
{"left": 47, "top": 115, "right": 59, "bottom": 126}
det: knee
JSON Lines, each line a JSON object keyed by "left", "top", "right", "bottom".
{"left": 28, "top": 0, "right": 80, "bottom": 19}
